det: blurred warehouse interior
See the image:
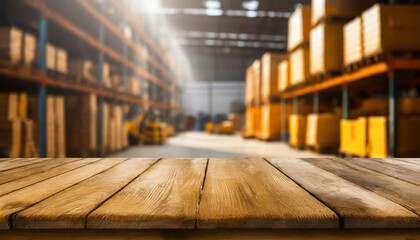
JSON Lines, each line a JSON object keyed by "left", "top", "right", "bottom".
{"left": 0, "top": 0, "right": 420, "bottom": 158}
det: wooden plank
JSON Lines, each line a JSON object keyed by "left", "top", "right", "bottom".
{"left": 346, "top": 158, "right": 420, "bottom": 186}
{"left": 0, "top": 158, "right": 127, "bottom": 229}
{"left": 0, "top": 158, "right": 48, "bottom": 172}
{"left": 87, "top": 158, "right": 207, "bottom": 229}
{"left": 0, "top": 158, "right": 102, "bottom": 196}
{"left": 197, "top": 158, "right": 338, "bottom": 229}
{"left": 397, "top": 158, "right": 420, "bottom": 166}
{"left": 268, "top": 158, "right": 420, "bottom": 228}
{"left": 302, "top": 158, "right": 420, "bottom": 218}
{"left": 0, "top": 158, "right": 80, "bottom": 184}
{"left": 13, "top": 158, "right": 158, "bottom": 229}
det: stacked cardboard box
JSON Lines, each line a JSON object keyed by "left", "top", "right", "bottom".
{"left": 288, "top": 6, "right": 311, "bottom": 86}
{"left": 278, "top": 60, "right": 290, "bottom": 92}
{"left": 0, "top": 93, "right": 38, "bottom": 158}
{"left": 68, "top": 59, "right": 98, "bottom": 85}
{"left": 46, "top": 95, "right": 66, "bottom": 158}
{"left": 306, "top": 113, "right": 340, "bottom": 150}
{"left": 261, "top": 53, "right": 287, "bottom": 103}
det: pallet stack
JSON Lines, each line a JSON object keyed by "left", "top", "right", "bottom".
{"left": 46, "top": 95, "right": 66, "bottom": 158}
{"left": 288, "top": 6, "right": 311, "bottom": 88}
{"left": 103, "top": 103, "right": 128, "bottom": 155}
{"left": 258, "top": 52, "right": 287, "bottom": 140}
{"left": 244, "top": 60, "right": 261, "bottom": 138}
{"left": 0, "top": 26, "right": 37, "bottom": 68}
{"left": 0, "top": 93, "right": 38, "bottom": 158}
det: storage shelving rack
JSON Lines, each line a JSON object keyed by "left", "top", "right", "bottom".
{"left": 0, "top": 0, "right": 183, "bottom": 157}
{"left": 281, "top": 59, "right": 420, "bottom": 157}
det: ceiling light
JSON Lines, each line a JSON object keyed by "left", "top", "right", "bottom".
{"left": 242, "top": 0, "right": 259, "bottom": 11}
{"left": 204, "top": 0, "right": 221, "bottom": 9}
{"left": 205, "top": 9, "right": 223, "bottom": 16}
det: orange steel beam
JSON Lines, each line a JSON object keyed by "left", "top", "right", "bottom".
{"left": 108, "top": 0, "right": 173, "bottom": 73}
{"left": 76, "top": 0, "right": 179, "bottom": 90}
{"left": 24, "top": 0, "right": 175, "bottom": 96}
{"left": 0, "top": 67, "right": 170, "bottom": 110}
{"left": 282, "top": 62, "right": 389, "bottom": 99}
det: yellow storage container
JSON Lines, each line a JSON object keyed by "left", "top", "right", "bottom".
{"left": 368, "top": 116, "right": 420, "bottom": 158}
{"left": 310, "top": 22, "right": 345, "bottom": 76}
{"left": 244, "top": 107, "right": 256, "bottom": 138}
{"left": 343, "top": 17, "right": 363, "bottom": 67}
{"left": 290, "top": 46, "right": 310, "bottom": 86}
{"left": 306, "top": 114, "right": 340, "bottom": 149}
{"left": 289, "top": 114, "right": 307, "bottom": 147}
{"left": 205, "top": 122, "right": 214, "bottom": 134}
{"left": 216, "top": 121, "right": 235, "bottom": 135}
{"left": 363, "top": 4, "right": 420, "bottom": 58}
{"left": 259, "top": 103, "right": 282, "bottom": 141}
{"left": 312, "top": 0, "right": 377, "bottom": 26}
{"left": 340, "top": 120, "right": 352, "bottom": 154}
{"left": 288, "top": 6, "right": 311, "bottom": 51}
{"left": 261, "top": 53, "right": 286, "bottom": 103}
{"left": 278, "top": 60, "right": 290, "bottom": 92}
{"left": 254, "top": 107, "right": 261, "bottom": 138}
{"left": 339, "top": 117, "right": 368, "bottom": 157}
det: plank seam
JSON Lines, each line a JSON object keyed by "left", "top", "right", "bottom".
{"left": 264, "top": 158, "right": 344, "bottom": 228}
{"left": 0, "top": 158, "right": 102, "bottom": 197}
{"left": 0, "top": 158, "right": 51, "bottom": 173}
{"left": 8, "top": 158, "right": 129, "bottom": 229}
{"left": 347, "top": 158, "right": 420, "bottom": 187}
{"left": 83, "top": 158, "right": 162, "bottom": 228}
{"left": 302, "top": 158, "right": 420, "bottom": 219}
{"left": 0, "top": 158, "right": 84, "bottom": 185}
{"left": 195, "top": 158, "right": 209, "bottom": 229}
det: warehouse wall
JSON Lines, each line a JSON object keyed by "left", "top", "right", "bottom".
{"left": 183, "top": 82, "right": 246, "bottom": 116}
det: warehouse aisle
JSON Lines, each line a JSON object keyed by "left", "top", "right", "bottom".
{"left": 110, "top": 132, "right": 332, "bottom": 158}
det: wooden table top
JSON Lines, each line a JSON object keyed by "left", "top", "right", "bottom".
{"left": 1, "top": 158, "right": 420, "bottom": 230}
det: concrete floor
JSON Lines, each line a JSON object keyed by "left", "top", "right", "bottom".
{"left": 110, "top": 132, "right": 332, "bottom": 158}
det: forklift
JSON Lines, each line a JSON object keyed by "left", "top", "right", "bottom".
{"left": 126, "top": 109, "right": 167, "bottom": 145}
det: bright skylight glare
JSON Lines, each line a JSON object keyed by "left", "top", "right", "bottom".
{"left": 204, "top": 0, "right": 221, "bottom": 9}
{"left": 242, "top": 0, "right": 259, "bottom": 11}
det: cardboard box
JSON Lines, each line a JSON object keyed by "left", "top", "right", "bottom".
{"left": 289, "top": 114, "right": 307, "bottom": 147}
{"left": 310, "top": 22, "right": 345, "bottom": 75}
{"left": 343, "top": 17, "right": 363, "bottom": 66}
{"left": 290, "top": 46, "right": 310, "bottom": 86}
{"left": 306, "top": 113, "right": 340, "bottom": 148}
{"left": 288, "top": 6, "right": 311, "bottom": 51}
{"left": 278, "top": 60, "right": 290, "bottom": 92}
{"left": 261, "top": 53, "right": 286, "bottom": 103}
{"left": 363, "top": 4, "right": 420, "bottom": 57}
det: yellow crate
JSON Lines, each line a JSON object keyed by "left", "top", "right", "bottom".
{"left": 288, "top": 6, "right": 311, "bottom": 51}
{"left": 205, "top": 122, "right": 214, "bottom": 134}
{"left": 289, "top": 114, "right": 307, "bottom": 147}
{"left": 312, "top": 0, "right": 377, "bottom": 26}
{"left": 261, "top": 53, "right": 287, "bottom": 103}
{"left": 340, "top": 118, "right": 368, "bottom": 157}
{"left": 290, "top": 46, "right": 310, "bottom": 86}
{"left": 363, "top": 4, "right": 420, "bottom": 57}
{"left": 368, "top": 116, "right": 420, "bottom": 158}
{"left": 216, "top": 121, "right": 235, "bottom": 135}
{"left": 306, "top": 114, "right": 340, "bottom": 148}
{"left": 244, "top": 107, "right": 256, "bottom": 137}
{"left": 259, "top": 103, "right": 282, "bottom": 141}
{"left": 310, "top": 22, "right": 345, "bottom": 76}
{"left": 278, "top": 60, "right": 290, "bottom": 92}
{"left": 343, "top": 17, "right": 363, "bottom": 66}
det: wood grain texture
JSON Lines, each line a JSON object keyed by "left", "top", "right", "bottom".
{"left": 345, "top": 158, "right": 420, "bottom": 186}
{"left": 87, "top": 158, "right": 207, "bottom": 229}
{"left": 13, "top": 158, "right": 158, "bottom": 229}
{"left": 0, "top": 158, "right": 127, "bottom": 229}
{"left": 197, "top": 158, "right": 338, "bottom": 229}
{"left": 303, "top": 158, "right": 420, "bottom": 218}
{"left": 0, "top": 158, "right": 80, "bottom": 184}
{"left": 0, "top": 158, "right": 49, "bottom": 172}
{"left": 268, "top": 158, "right": 420, "bottom": 228}
{"left": 0, "top": 158, "right": 102, "bottom": 196}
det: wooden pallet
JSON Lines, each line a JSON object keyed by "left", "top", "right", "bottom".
{"left": 307, "top": 145, "right": 339, "bottom": 154}
{"left": 310, "top": 71, "right": 342, "bottom": 83}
